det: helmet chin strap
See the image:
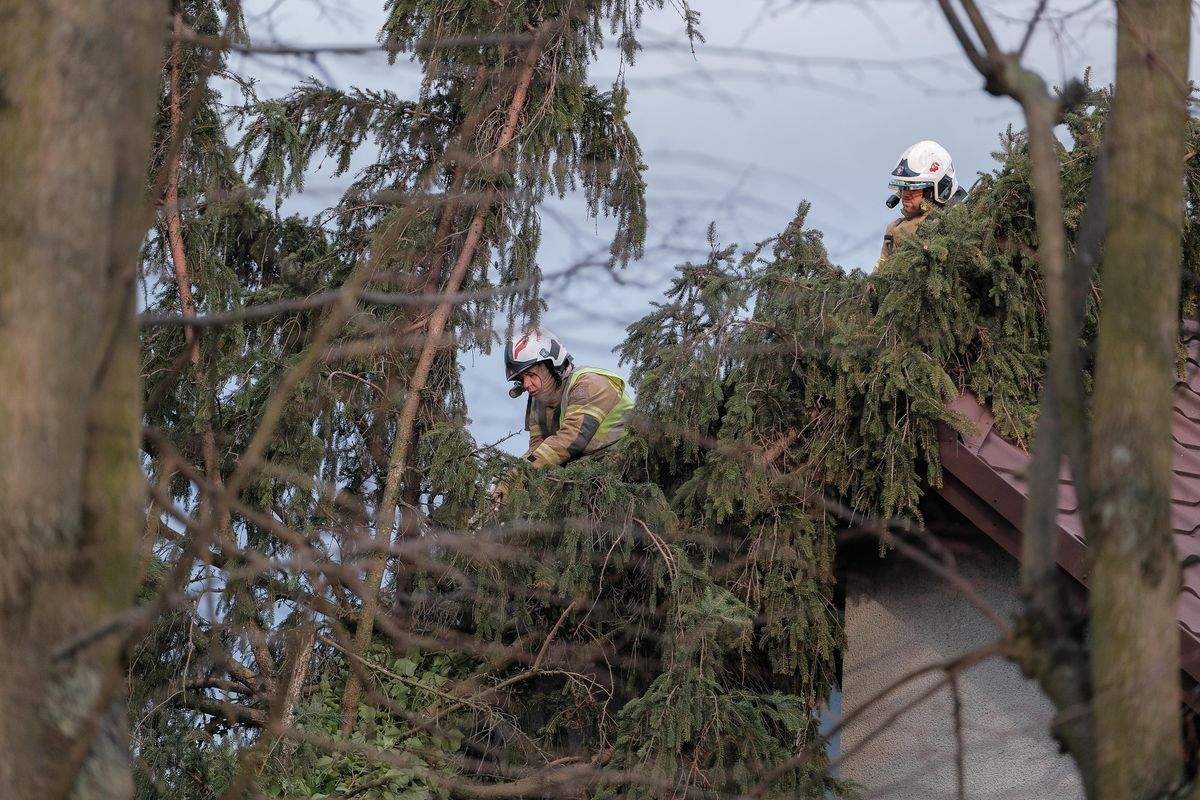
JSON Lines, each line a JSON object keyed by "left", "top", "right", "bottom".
{"left": 551, "top": 360, "right": 574, "bottom": 386}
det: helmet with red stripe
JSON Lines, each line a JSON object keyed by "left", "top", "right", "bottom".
{"left": 504, "top": 329, "right": 572, "bottom": 382}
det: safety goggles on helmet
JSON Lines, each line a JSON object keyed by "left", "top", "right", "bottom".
{"left": 888, "top": 179, "right": 933, "bottom": 191}
{"left": 889, "top": 140, "right": 960, "bottom": 205}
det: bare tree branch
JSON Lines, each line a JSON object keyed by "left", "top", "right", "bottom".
{"left": 749, "top": 639, "right": 1010, "bottom": 797}
{"left": 826, "top": 499, "right": 1012, "bottom": 636}
{"left": 951, "top": 673, "right": 966, "bottom": 800}
{"left": 339, "top": 15, "right": 563, "bottom": 731}
{"left": 1018, "top": 0, "right": 1050, "bottom": 57}
{"left": 933, "top": 0, "right": 987, "bottom": 73}
{"left": 138, "top": 283, "right": 529, "bottom": 329}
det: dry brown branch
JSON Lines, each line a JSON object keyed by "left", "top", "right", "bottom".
{"left": 164, "top": 4, "right": 199, "bottom": 363}
{"left": 175, "top": 692, "right": 269, "bottom": 728}
{"left": 951, "top": 673, "right": 966, "bottom": 800}
{"left": 634, "top": 517, "right": 679, "bottom": 582}
{"left": 533, "top": 600, "right": 577, "bottom": 670}
{"left": 281, "top": 619, "right": 317, "bottom": 726}
{"left": 339, "top": 15, "right": 562, "bottom": 731}
{"left": 138, "top": 270, "right": 531, "bottom": 329}
{"left": 825, "top": 498, "right": 1012, "bottom": 636}
{"left": 761, "top": 427, "right": 798, "bottom": 467}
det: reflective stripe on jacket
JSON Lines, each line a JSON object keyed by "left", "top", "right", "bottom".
{"left": 524, "top": 367, "right": 634, "bottom": 467}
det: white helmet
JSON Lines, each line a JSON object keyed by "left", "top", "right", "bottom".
{"left": 504, "top": 329, "right": 572, "bottom": 383}
{"left": 888, "top": 140, "right": 959, "bottom": 205}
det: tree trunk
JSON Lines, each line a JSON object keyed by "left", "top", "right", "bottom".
{"left": 166, "top": 3, "right": 200, "bottom": 365}
{"left": 0, "top": 2, "right": 160, "bottom": 797}
{"left": 339, "top": 23, "right": 551, "bottom": 731}
{"left": 1086, "top": 0, "right": 1191, "bottom": 797}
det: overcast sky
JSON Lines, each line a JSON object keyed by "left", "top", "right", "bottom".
{"left": 232, "top": 1, "right": 1167, "bottom": 453}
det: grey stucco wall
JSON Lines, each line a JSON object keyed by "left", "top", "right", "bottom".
{"left": 839, "top": 532, "right": 1084, "bottom": 799}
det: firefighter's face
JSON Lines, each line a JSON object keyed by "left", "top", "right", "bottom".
{"left": 521, "top": 363, "right": 553, "bottom": 398}
{"left": 900, "top": 187, "right": 926, "bottom": 217}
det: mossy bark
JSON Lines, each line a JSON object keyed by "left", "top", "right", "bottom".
{"left": 0, "top": 2, "right": 160, "bottom": 796}
{"left": 1086, "top": 0, "right": 1191, "bottom": 797}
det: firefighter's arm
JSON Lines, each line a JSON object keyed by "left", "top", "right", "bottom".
{"left": 522, "top": 396, "right": 544, "bottom": 461}
{"left": 526, "top": 374, "right": 618, "bottom": 467}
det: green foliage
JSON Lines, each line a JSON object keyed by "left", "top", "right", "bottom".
{"left": 623, "top": 211, "right": 844, "bottom": 702}
{"left": 239, "top": 0, "right": 668, "bottom": 330}
{"left": 140, "top": 10, "right": 1200, "bottom": 800}
{"left": 134, "top": 723, "right": 242, "bottom": 800}
{"left": 264, "top": 649, "right": 470, "bottom": 800}
{"left": 590, "top": 86, "right": 1200, "bottom": 797}
{"left": 379, "top": 0, "right": 698, "bottom": 73}
{"left": 130, "top": 558, "right": 248, "bottom": 800}
{"left": 625, "top": 91, "right": 1137, "bottom": 529}
{"left": 238, "top": 83, "right": 424, "bottom": 196}
{"left": 408, "top": 449, "right": 844, "bottom": 798}
{"left": 621, "top": 224, "right": 755, "bottom": 478}
{"left": 418, "top": 422, "right": 491, "bottom": 529}
{"left": 471, "top": 455, "right": 676, "bottom": 631}
{"left": 601, "top": 562, "right": 837, "bottom": 799}
{"left": 137, "top": 2, "right": 723, "bottom": 798}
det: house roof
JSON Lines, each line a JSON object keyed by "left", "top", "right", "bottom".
{"left": 935, "top": 329, "right": 1200, "bottom": 687}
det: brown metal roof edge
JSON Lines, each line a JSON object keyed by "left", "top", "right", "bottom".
{"left": 936, "top": 420, "right": 1089, "bottom": 584}
{"left": 935, "top": 392, "right": 1200, "bottom": 693}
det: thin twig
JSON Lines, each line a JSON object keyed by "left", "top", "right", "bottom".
{"left": 139, "top": 283, "right": 529, "bottom": 329}
{"left": 533, "top": 601, "right": 577, "bottom": 670}
{"left": 934, "top": 0, "right": 988, "bottom": 73}
{"left": 634, "top": 517, "right": 678, "bottom": 582}
{"left": 748, "top": 638, "right": 1008, "bottom": 797}
{"left": 825, "top": 498, "right": 1012, "bottom": 636}
{"left": 952, "top": 673, "right": 967, "bottom": 800}
{"left": 1018, "top": 0, "right": 1050, "bottom": 57}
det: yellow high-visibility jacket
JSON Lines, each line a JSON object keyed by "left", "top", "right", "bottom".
{"left": 523, "top": 367, "right": 633, "bottom": 467}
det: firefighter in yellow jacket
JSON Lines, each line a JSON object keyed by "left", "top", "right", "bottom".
{"left": 503, "top": 329, "right": 633, "bottom": 467}
{"left": 879, "top": 140, "right": 967, "bottom": 264}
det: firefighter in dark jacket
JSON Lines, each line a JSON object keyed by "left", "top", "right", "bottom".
{"left": 503, "top": 329, "right": 633, "bottom": 467}
{"left": 879, "top": 139, "right": 967, "bottom": 265}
